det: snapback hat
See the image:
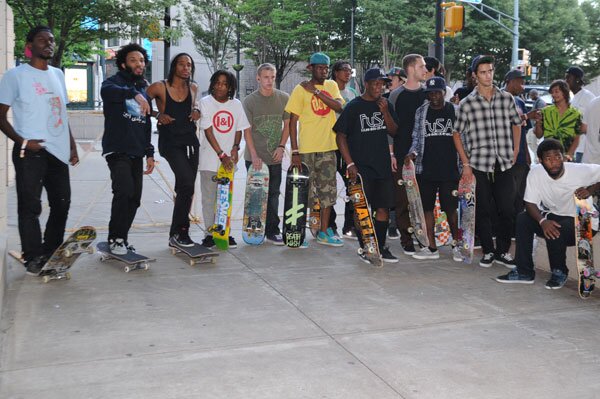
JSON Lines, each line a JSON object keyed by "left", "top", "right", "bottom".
{"left": 364, "top": 68, "right": 391, "bottom": 82}
{"left": 423, "top": 76, "right": 447, "bottom": 92}
{"left": 471, "top": 55, "right": 495, "bottom": 72}
{"left": 309, "top": 52, "right": 330, "bottom": 66}
{"left": 566, "top": 66, "right": 584, "bottom": 79}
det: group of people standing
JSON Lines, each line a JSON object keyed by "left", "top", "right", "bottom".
{"left": 3, "top": 26, "right": 600, "bottom": 293}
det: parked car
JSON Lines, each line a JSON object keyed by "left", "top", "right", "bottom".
{"left": 523, "top": 85, "right": 551, "bottom": 111}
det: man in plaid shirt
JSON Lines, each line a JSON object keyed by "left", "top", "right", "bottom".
{"left": 453, "top": 55, "right": 522, "bottom": 268}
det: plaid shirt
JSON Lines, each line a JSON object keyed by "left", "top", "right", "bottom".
{"left": 454, "top": 86, "right": 521, "bottom": 172}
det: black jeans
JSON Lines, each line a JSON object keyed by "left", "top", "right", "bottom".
{"left": 473, "top": 163, "right": 516, "bottom": 255}
{"left": 245, "top": 161, "right": 282, "bottom": 236}
{"left": 330, "top": 150, "right": 354, "bottom": 232}
{"left": 162, "top": 146, "right": 199, "bottom": 236}
{"left": 106, "top": 153, "right": 143, "bottom": 242}
{"left": 515, "top": 211, "right": 574, "bottom": 278}
{"left": 13, "top": 146, "right": 71, "bottom": 261}
{"left": 512, "top": 162, "right": 530, "bottom": 214}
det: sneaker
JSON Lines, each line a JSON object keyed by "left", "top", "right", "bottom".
{"left": 228, "top": 236, "right": 238, "bottom": 249}
{"left": 388, "top": 226, "right": 400, "bottom": 240}
{"left": 342, "top": 228, "right": 358, "bottom": 240}
{"left": 266, "top": 234, "right": 285, "bottom": 246}
{"left": 452, "top": 246, "right": 462, "bottom": 262}
{"left": 124, "top": 242, "right": 136, "bottom": 253}
{"left": 109, "top": 238, "right": 127, "bottom": 256}
{"left": 330, "top": 229, "right": 342, "bottom": 240}
{"left": 402, "top": 243, "right": 416, "bottom": 255}
{"left": 545, "top": 269, "right": 568, "bottom": 290}
{"left": 413, "top": 247, "right": 440, "bottom": 260}
{"left": 357, "top": 251, "right": 370, "bottom": 264}
{"left": 479, "top": 252, "right": 495, "bottom": 268}
{"left": 380, "top": 246, "right": 399, "bottom": 263}
{"left": 495, "top": 269, "right": 534, "bottom": 284}
{"left": 495, "top": 252, "right": 515, "bottom": 268}
{"left": 316, "top": 230, "right": 344, "bottom": 247}
{"left": 201, "top": 236, "right": 215, "bottom": 249}
{"left": 25, "top": 256, "right": 46, "bottom": 276}
{"left": 170, "top": 233, "right": 194, "bottom": 248}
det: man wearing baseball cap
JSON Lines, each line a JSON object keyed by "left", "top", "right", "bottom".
{"left": 286, "top": 52, "right": 344, "bottom": 247}
{"left": 453, "top": 55, "right": 523, "bottom": 268}
{"left": 405, "top": 76, "right": 460, "bottom": 261}
{"left": 566, "top": 66, "right": 596, "bottom": 163}
{"left": 334, "top": 68, "right": 399, "bottom": 263}
{"left": 386, "top": 67, "right": 406, "bottom": 94}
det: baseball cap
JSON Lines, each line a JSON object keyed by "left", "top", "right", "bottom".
{"left": 471, "top": 55, "right": 495, "bottom": 72}
{"left": 309, "top": 52, "right": 330, "bottom": 66}
{"left": 423, "top": 76, "right": 446, "bottom": 92}
{"left": 387, "top": 67, "right": 407, "bottom": 79}
{"left": 364, "top": 68, "right": 391, "bottom": 82}
{"left": 566, "top": 66, "right": 584, "bottom": 79}
{"left": 504, "top": 69, "right": 525, "bottom": 82}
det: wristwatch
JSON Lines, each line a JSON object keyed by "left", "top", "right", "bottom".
{"left": 314, "top": 89, "right": 321, "bottom": 95}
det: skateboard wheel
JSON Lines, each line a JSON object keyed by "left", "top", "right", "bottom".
{"left": 211, "top": 257, "right": 217, "bottom": 264}
{"left": 463, "top": 244, "right": 470, "bottom": 250}
{"left": 407, "top": 227, "right": 414, "bottom": 233}
{"left": 64, "top": 249, "right": 73, "bottom": 258}
{"left": 397, "top": 179, "right": 403, "bottom": 186}
{"left": 42, "top": 275, "right": 51, "bottom": 283}
{"left": 367, "top": 247, "right": 375, "bottom": 254}
{"left": 452, "top": 190, "right": 458, "bottom": 197}
{"left": 65, "top": 272, "right": 72, "bottom": 280}
{"left": 170, "top": 248, "right": 177, "bottom": 255}
{"left": 87, "top": 246, "right": 95, "bottom": 254}
{"left": 354, "top": 193, "right": 361, "bottom": 200}
{"left": 144, "top": 263, "right": 150, "bottom": 270}
{"left": 416, "top": 229, "right": 423, "bottom": 235}
{"left": 357, "top": 248, "right": 364, "bottom": 255}
{"left": 465, "top": 193, "right": 472, "bottom": 200}
{"left": 211, "top": 176, "right": 218, "bottom": 182}
{"left": 124, "top": 266, "right": 131, "bottom": 273}
{"left": 584, "top": 269, "right": 591, "bottom": 278}
{"left": 406, "top": 180, "right": 413, "bottom": 187}
{"left": 189, "top": 259, "right": 195, "bottom": 266}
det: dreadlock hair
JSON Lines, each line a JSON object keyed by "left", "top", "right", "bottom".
{"left": 331, "top": 60, "right": 351, "bottom": 81}
{"left": 167, "top": 53, "right": 195, "bottom": 86}
{"left": 116, "top": 43, "right": 149, "bottom": 71}
{"left": 209, "top": 70, "right": 237, "bottom": 100}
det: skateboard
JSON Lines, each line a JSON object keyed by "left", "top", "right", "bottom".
{"left": 39, "top": 226, "right": 97, "bottom": 283}
{"left": 9, "top": 250, "right": 25, "bottom": 264}
{"left": 283, "top": 163, "right": 310, "bottom": 248}
{"left": 170, "top": 242, "right": 219, "bottom": 266}
{"left": 309, "top": 191, "right": 321, "bottom": 238}
{"left": 209, "top": 164, "right": 234, "bottom": 250}
{"left": 434, "top": 193, "right": 452, "bottom": 246}
{"left": 97, "top": 241, "right": 155, "bottom": 272}
{"left": 399, "top": 160, "right": 429, "bottom": 247}
{"left": 454, "top": 175, "right": 476, "bottom": 263}
{"left": 242, "top": 164, "right": 269, "bottom": 245}
{"left": 348, "top": 173, "right": 383, "bottom": 267}
{"left": 575, "top": 196, "right": 598, "bottom": 298}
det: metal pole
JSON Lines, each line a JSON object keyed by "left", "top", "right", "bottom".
{"left": 511, "top": 0, "right": 519, "bottom": 68}
{"left": 164, "top": 7, "right": 171, "bottom": 79}
{"left": 236, "top": 13, "right": 241, "bottom": 99}
{"left": 350, "top": 0, "right": 356, "bottom": 67}
{"left": 435, "top": 0, "right": 444, "bottom": 64}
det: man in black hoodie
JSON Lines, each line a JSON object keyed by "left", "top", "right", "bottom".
{"left": 101, "top": 43, "right": 155, "bottom": 255}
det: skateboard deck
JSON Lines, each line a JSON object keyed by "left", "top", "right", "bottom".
{"left": 242, "top": 164, "right": 269, "bottom": 245}
{"left": 309, "top": 190, "right": 321, "bottom": 238}
{"left": 209, "top": 164, "right": 234, "bottom": 250}
{"left": 97, "top": 241, "right": 155, "bottom": 273}
{"left": 434, "top": 192, "right": 452, "bottom": 246}
{"left": 170, "top": 242, "right": 219, "bottom": 266}
{"left": 399, "top": 160, "right": 429, "bottom": 247}
{"left": 454, "top": 175, "right": 476, "bottom": 264}
{"left": 283, "top": 163, "right": 310, "bottom": 248}
{"left": 348, "top": 174, "right": 383, "bottom": 267}
{"left": 575, "top": 196, "right": 597, "bottom": 298}
{"left": 9, "top": 250, "right": 25, "bottom": 264}
{"left": 40, "top": 226, "right": 97, "bottom": 283}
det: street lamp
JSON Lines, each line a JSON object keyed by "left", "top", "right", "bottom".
{"left": 544, "top": 58, "right": 550, "bottom": 84}
{"left": 350, "top": 0, "right": 356, "bottom": 68}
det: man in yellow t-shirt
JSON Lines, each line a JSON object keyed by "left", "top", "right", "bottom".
{"left": 286, "top": 52, "right": 344, "bottom": 247}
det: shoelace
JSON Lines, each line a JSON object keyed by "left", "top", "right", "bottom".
{"left": 502, "top": 253, "right": 514, "bottom": 261}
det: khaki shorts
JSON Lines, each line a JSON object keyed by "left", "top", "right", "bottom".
{"left": 302, "top": 151, "right": 337, "bottom": 208}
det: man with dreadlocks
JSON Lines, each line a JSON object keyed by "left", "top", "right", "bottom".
{"left": 147, "top": 53, "right": 201, "bottom": 248}
{"left": 198, "top": 70, "right": 253, "bottom": 249}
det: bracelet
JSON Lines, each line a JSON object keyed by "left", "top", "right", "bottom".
{"left": 20, "top": 139, "right": 28, "bottom": 158}
{"left": 462, "top": 163, "right": 470, "bottom": 167}
{"left": 314, "top": 89, "right": 321, "bottom": 95}
{"left": 155, "top": 112, "right": 161, "bottom": 119}
{"left": 218, "top": 152, "right": 227, "bottom": 159}
{"left": 292, "top": 153, "right": 300, "bottom": 157}
{"left": 232, "top": 143, "right": 240, "bottom": 150}
{"left": 277, "top": 145, "right": 285, "bottom": 149}
{"left": 539, "top": 217, "right": 547, "bottom": 225}
{"left": 291, "top": 149, "right": 299, "bottom": 154}
{"left": 346, "top": 162, "right": 355, "bottom": 169}
{"left": 390, "top": 153, "right": 395, "bottom": 156}
{"left": 193, "top": 108, "right": 200, "bottom": 113}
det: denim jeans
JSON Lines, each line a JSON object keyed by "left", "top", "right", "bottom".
{"left": 106, "top": 153, "right": 143, "bottom": 242}
{"left": 12, "top": 146, "right": 70, "bottom": 261}
{"left": 245, "top": 161, "right": 282, "bottom": 236}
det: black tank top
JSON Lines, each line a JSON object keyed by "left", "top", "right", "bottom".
{"left": 158, "top": 81, "right": 199, "bottom": 153}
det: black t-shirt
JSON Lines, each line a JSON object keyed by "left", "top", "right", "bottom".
{"left": 392, "top": 87, "right": 427, "bottom": 159}
{"left": 421, "top": 102, "right": 459, "bottom": 181}
{"left": 333, "top": 97, "right": 398, "bottom": 179}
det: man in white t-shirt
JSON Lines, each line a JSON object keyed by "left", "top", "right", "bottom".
{"left": 582, "top": 96, "right": 600, "bottom": 165}
{"left": 198, "top": 70, "right": 252, "bottom": 249}
{"left": 496, "top": 139, "right": 600, "bottom": 289}
{"left": 566, "top": 66, "right": 596, "bottom": 162}
{"left": 0, "top": 26, "right": 78, "bottom": 276}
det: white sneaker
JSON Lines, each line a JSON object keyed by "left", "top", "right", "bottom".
{"left": 412, "top": 247, "right": 440, "bottom": 260}
{"left": 109, "top": 238, "right": 127, "bottom": 255}
{"left": 452, "top": 246, "right": 462, "bottom": 262}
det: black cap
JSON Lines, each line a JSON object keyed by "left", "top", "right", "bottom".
{"left": 471, "top": 55, "right": 495, "bottom": 72}
{"left": 423, "top": 76, "right": 447, "bottom": 92}
{"left": 566, "top": 66, "right": 584, "bottom": 79}
{"left": 364, "top": 68, "right": 391, "bottom": 82}
{"left": 504, "top": 69, "right": 525, "bottom": 82}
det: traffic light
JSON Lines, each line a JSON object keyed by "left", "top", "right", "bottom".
{"left": 518, "top": 49, "right": 530, "bottom": 66}
{"left": 441, "top": 3, "right": 465, "bottom": 38}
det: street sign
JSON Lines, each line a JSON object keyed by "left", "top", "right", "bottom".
{"left": 459, "top": 0, "right": 483, "bottom": 3}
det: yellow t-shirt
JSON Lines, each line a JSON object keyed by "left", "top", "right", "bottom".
{"left": 285, "top": 79, "right": 342, "bottom": 154}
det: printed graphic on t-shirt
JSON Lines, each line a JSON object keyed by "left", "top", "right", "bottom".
{"left": 124, "top": 98, "right": 147, "bottom": 124}
{"left": 359, "top": 112, "right": 385, "bottom": 132}
{"left": 213, "top": 110, "right": 234, "bottom": 133}
{"left": 33, "top": 80, "right": 65, "bottom": 137}
{"left": 311, "top": 90, "right": 332, "bottom": 116}
{"left": 424, "top": 117, "right": 453, "bottom": 137}
{"left": 254, "top": 114, "right": 283, "bottom": 153}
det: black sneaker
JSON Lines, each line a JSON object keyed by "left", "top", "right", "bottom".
{"left": 170, "top": 233, "right": 194, "bottom": 247}
{"left": 545, "top": 269, "right": 568, "bottom": 290}
{"left": 495, "top": 252, "right": 515, "bottom": 268}
{"left": 202, "top": 236, "right": 215, "bottom": 248}
{"left": 479, "top": 252, "right": 494, "bottom": 268}
{"left": 380, "top": 246, "right": 399, "bottom": 263}
{"left": 496, "top": 269, "right": 534, "bottom": 284}
{"left": 25, "top": 255, "right": 46, "bottom": 276}
{"left": 402, "top": 243, "right": 416, "bottom": 255}
{"left": 342, "top": 228, "right": 358, "bottom": 240}
{"left": 228, "top": 236, "right": 238, "bottom": 249}
{"left": 388, "top": 227, "right": 400, "bottom": 240}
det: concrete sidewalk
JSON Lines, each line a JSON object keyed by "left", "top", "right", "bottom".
{"left": 2, "top": 139, "right": 600, "bottom": 399}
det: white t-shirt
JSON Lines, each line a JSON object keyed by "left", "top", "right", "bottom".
{"left": 0, "top": 64, "right": 70, "bottom": 164}
{"left": 582, "top": 96, "right": 600, "bottom": 165}
{"left": 198, "top": 95, "right": 250, "bottom": 172}
{"left": 571, "top": 88, "right": 596, "bottom": 154}
{"left": 524, "top": 163, "right": 600, "bottom": 217}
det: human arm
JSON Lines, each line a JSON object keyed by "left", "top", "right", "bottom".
{"left": 289, "top": 113, "right": 301, "bottom": 168}
{"left": 189, "top": 83, "right": 201, "bottom": 122}
{"left": 243, "top": 127, "right": 262, "bottom": 170}
{"left": 0, "top": 104, "right": 46, "bottom": 151}
{"left": 299, "top": 81, "right": 343, "bottom": 113}
{"left": 534, "top": 110, "right": 544, "bottom": 138}
{"left": 453, "top": 130, "right": 473, "bottom": 180}
{"left": 273, "top": 117, "right": 290, "bottom": 163}
{"left": 335, "top": 132, "right": 357, "bottom": 181}
{"left": 68, "top": 125, "right": 79, "bottom": 166}
{"left": 146, "top": 82, "right": 175, "bottom": 125}
{"left": 378, "top": 98, "right": 397, "bottom": 137}
{"left": 101, "top": 79, "right": 149, "bottom": 115}
{"left": 512, "top": 124, "right": 521, "bottom": 164}
{"left": 204, "top": 126, "right": 233, "bottom": 170}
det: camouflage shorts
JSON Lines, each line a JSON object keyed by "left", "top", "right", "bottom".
{"left": 302, "top": 151, "right": 337, "bottom": 208}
